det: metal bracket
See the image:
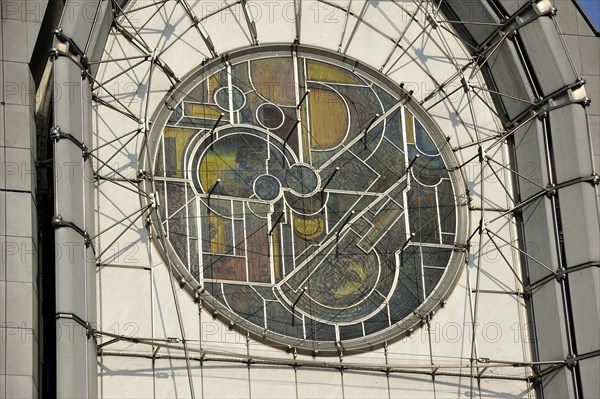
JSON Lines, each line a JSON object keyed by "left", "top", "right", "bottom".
{"left": 565, "top": 354, "right": 577, "bottom": 368}
{"left": 545, "top": 184, "right": 557, "bottom": 198}
{"left": 509, "top": 80, "right": 587, "bottom": 130}
{"left": 50, "top": 127, "right": 90, "bottom": 160}
{"left": 52, "top": 215, "right": 92, "bottom": 248}
{"left": 53, "top": 29, "right": 89, "bottom": 71}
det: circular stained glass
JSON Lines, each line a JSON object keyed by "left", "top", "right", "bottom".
{"left": 256, "top": 103, "right": 285, "bottom": 130}
{"left": 286, "top": 164, "right": 319, "bottom": 197}
{"left": 254, "top": 174, "right": 282, "bottom": 202}
{"left": 214, "top": 86, "right": 246, "bottom": 112}
{"left": 145, "top": 47, "right": 467, "bottom": 354}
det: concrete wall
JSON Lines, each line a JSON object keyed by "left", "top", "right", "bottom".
{"left": 551, "top": 2, "right": 600, "bottom": 397}
{"left": 0, "top": 1, "right": 49, "bottom": 398}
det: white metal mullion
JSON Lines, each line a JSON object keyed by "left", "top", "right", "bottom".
{"left": 243, "top": 203, "right": 250, "bottom": 282}
{"left": 434, "top": 185, "right": 443, "bottom": 244}
{"left": 185, "top": 184, "right": 191, "bottom": 273}
{"left": 197, "top": 197, "right": 203, "bottom": 285}
{"left": 227, "top": 63, "right": 235, "bottom": 122}
{"left": 401, "top": 107, "right": 411, "bottom": 239}
{"left": 293, "top": 53, "right": 303, "bottom": 162}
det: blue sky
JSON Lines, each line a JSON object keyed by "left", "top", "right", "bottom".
{"left": 579, "top": 0, "right": 600, "bottom": 31}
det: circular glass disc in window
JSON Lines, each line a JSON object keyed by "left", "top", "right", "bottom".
{"left": 286, "top": 164, "right": 319, "bottom": 197}
{"left": 257, "top": 103, "right": 285, "bottom": 130}
{"left": 254, "top": 174, "right": 282, "bottom": 202}
{"left": 214, "top": 86, "right": 246, "bottom": 112}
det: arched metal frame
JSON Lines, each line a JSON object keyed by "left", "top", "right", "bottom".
{"left": 50, "top": 0, "right": 599, "bottom": 398}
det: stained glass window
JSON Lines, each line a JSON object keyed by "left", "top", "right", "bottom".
{"left": 148, "top": 50, "right": 465, "bottom": 353}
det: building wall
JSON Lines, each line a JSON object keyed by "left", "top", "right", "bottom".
{"left": 92, "top": 1, "right": 530, "bottom": 398}
{"left": 551, "top": 2, "right": 600, "bottom": 396}
{"left": 0, "top": 1, "right": 49, "bottom": 397}
{"left": 0, "top": 0, "right": 598, "bottom": 398}
{"left": 552, "top": 0, "right": 600, "bottom": 199}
